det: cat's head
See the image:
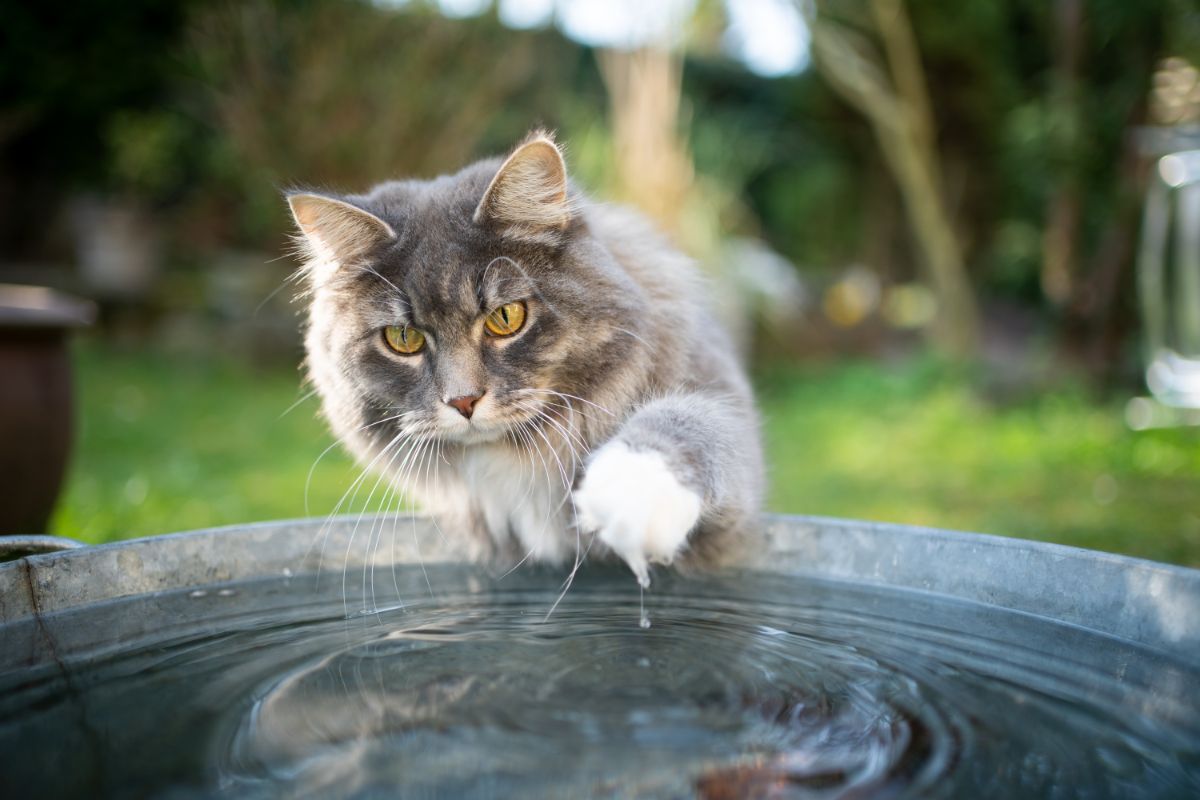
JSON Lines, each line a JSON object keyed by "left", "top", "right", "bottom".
{"left": 289, "top": 133, "right": 645, "bottom": 454}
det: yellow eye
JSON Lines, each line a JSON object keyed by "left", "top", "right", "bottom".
{"left": 383, "top": 325, "right": 425, "bottom": 354}
{"left": 484, "top": 301, "right": 526, "bottom": 337}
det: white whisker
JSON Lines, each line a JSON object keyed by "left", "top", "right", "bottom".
{"left": 521, "top": 388, "right": 616, "bottom": 417}
{"left": 309, "top": 423, "right": 414, "bottom": 587}
{"left": 278, "top": 387, "right": 320, "bottom": 420}
{"left": 344, "top": 430, "right": 422, "bottom": 619}
{"left": 544, "top": 528, "right": 598, "bottom": 622}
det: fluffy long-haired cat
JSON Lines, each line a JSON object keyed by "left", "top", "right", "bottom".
{"left": 289, "top": 132, "right": 762, "bottom": 586}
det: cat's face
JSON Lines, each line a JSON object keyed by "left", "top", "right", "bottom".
{"left": 292, "top": 135, "right": 643, "bottom": 453}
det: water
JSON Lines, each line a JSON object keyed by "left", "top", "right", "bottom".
{"left": 2, "top": 565, "right": 1198, "bottom": 799}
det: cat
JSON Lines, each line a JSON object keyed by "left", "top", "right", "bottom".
{"left": 289, "top": 131, "right": 763, "bottom": 586}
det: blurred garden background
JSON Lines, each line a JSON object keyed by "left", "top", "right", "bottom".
{"left": 2, "top": 0, "right": 1199, "bottom": 565}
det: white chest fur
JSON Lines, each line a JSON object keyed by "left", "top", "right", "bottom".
{"left": 410, "top": 442, "right": 575, "bottom": 563}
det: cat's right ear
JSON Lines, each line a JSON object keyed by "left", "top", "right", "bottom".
{"left": 287, "top": 193, "right": 395, "bottom": 283}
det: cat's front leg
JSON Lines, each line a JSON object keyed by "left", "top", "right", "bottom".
{"left": 572, "top": 392, "right": 760, "bottom": 586}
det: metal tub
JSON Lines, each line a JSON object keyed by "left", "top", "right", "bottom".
{"left": 1, "top": 515, "right": 1198, "bottom": 798}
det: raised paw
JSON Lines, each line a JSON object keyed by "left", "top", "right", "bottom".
{"left": 572, "top": 441, "right": 703, "bottom": 587}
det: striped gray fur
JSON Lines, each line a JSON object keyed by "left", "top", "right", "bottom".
{"left": 290, "top": 133, "right": 763, "bottom": 580}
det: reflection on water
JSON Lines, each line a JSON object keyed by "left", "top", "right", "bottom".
{"left": 1, "top": 566, "right": 1198, "bottom": 798}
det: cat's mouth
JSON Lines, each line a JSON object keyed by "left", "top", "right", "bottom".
{"left": 429, "top": 402, "right": 537, "bottom": 446}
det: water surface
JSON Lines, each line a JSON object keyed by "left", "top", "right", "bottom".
{"left": 1, "top": 565, "right": 1197, "bottom": 798}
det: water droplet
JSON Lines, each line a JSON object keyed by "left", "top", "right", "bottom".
{"left": 282, "top": 568, "right": 293, "bottom": 578}
{"left": 188, "top": 590, "right": 207, "bottom": 599}
{"left": 217, "top": 588, "right": 236, "bottom": 597}
{"left": 639, "top": 614, "right": 651, "bottom": 629}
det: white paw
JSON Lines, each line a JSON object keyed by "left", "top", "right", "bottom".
{"left": 572, "top": 441, "right": 703, "bottom": 587}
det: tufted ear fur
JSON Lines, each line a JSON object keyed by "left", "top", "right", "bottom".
{"left": 474, "top": 133, "right": 573, "bottom": 243}
{"left": 288, "top": 193, "right": 395, "bottom": 282}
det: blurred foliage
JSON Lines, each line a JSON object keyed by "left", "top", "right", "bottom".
{"left": 104, "top": 109, "right": 198, "bottom": 200}
{"left": 55, "top": 344, "right": 1200, "bottom": 567}
{"left": 0, "top": 0, "right": 198, "bottom": 252}
{"left": 729, "top": 0, "right": 1199, "bottom": 291}
{"left": 0, "top": 0, "right": 197, "bottom": 185}
{"left": 186, "top": 0, "right": 602, "bottom": 246}
{"left": 3, "top": 0, "right": 1198, "bottom": 357}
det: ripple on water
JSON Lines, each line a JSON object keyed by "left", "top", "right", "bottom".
{"left": 0, "top": 566, "right": 1197, "bottom": 799}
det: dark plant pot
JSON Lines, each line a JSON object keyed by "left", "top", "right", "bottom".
{"left": 0, "top": 285, "right": 94, "bottom": 534}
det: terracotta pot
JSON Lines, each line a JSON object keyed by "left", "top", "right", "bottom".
{"left": 0, "top": 284, "right": 94, "bottom": 533}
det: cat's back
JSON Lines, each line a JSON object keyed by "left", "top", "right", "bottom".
{"left": 580, "top": 201, "right": 750, "bottom": 401}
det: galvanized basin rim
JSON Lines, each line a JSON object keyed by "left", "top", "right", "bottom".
{"left": 1, "top": 514, "right": 1198, "bottom": 658}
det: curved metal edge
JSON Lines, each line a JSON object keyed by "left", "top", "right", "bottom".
{"left": 1, "top": 514, "right": 1198, "bottom": 658}
{"left": 750, "top": 515, "right": 1200, "bottom": 658}
{"left": 0, "top": 535, "right": 85, "bottom": 562}
{"left": 0, "top": 516, "right": 464, "bottom": 627}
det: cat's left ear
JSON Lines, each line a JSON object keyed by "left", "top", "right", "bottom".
{"left": 474, "top": 132, "right": 573, "bottom": 244}
{"left": 287, "top": 193, "right": 395, "bottom": 282}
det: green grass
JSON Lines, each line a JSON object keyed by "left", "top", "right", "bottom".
{"left": 758, "top": 361, "right": 1200, "bottom": 567}
{"left": 52, "top": 344, "right": 363, "bottom": 542}
{"left": 52, "top": 344, "right": 1200, "bottom": 567}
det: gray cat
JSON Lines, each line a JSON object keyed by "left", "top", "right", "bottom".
{"left": 289, "top": 132, "right": 763, "bottom": 586}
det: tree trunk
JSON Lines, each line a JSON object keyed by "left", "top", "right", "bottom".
{"left": 809, "top": 0, "right": 980, "bottom": 357}
{"left": 598, "top": 47, "right": 692, "bottom": 237}
{"left": 1041, "top": 0, "right": 1084, "bottom": 306}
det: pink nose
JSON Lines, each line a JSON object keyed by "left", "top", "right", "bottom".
{"left": 446, "top": 393, "right": 483, "bottom": 419}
